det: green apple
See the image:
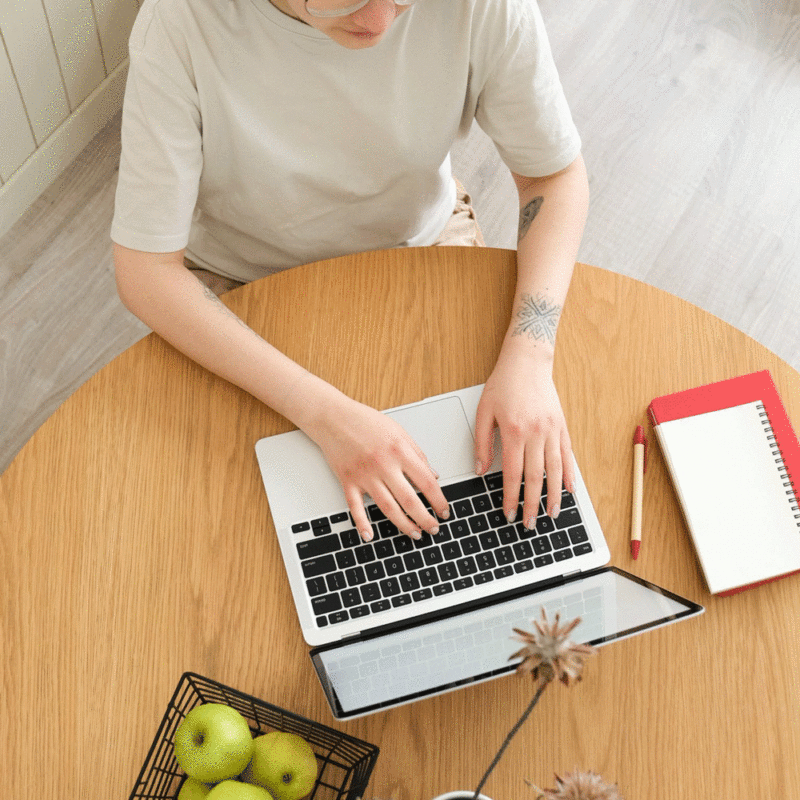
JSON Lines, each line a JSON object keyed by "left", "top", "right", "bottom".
{"left": 178, "top": 777, "right": 213, "bottom": 800}
{"left": 207, "top": 780, "right": 273, "bottom": 799}
{"left": 174, "top": 703, "right": 254, "bottom": 783}
{"left": 240, "top": 732, "right": 317, "bottom": 800}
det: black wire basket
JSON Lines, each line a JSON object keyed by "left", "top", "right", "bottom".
{"left": 128, "top": 672, "right": 379, "bottom": 800}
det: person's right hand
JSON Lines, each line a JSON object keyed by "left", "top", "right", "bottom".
{"left": 308, "top": 396, "right": 450, "bottom": 542}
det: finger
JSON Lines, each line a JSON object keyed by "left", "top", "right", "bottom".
{"left": 543, "top": 432, "right": 563, "bottom": 519}
{"left": 500, "top": 434, "right": 525, "bottom": 524}
{"left": 561, "top": 428, "right": 576, "bottom": 495}
{"left": 370, "top": 483, "right": 426, "bottom": 540}
{"left": 473, "top": 399, "right": 496, "bottom": 476}
{"left": 522, "top": 445, "right": 545, "bottom": 530}
{"left": 405, "top": 461, "right": 450, "bottom": 523}
{"left": 345, "top": 485, "right": 374, "bottom": 542}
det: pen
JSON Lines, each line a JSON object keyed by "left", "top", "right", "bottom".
{"left": 631, "top": 425, "right": 647, "bottom": 559}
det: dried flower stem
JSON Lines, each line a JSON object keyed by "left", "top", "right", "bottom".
{"left": 471, "top": 676, "right": 552, "bottom": 800}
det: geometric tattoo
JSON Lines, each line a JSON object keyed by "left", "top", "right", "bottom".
{"left": 512, "top": 292, "right": 562, "bottom": 345}
{"left": 518, "top": 196, "right": 544, "bottom": 241}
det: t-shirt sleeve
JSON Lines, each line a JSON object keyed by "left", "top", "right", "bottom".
{"left": 473, "top": 0, "right": 581, "bottom": 177}
{"left": 110, "top": 4, "right": 203, "bottom": 253}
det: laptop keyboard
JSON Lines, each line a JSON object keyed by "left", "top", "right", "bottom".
{"left": 290, "top": 471, "right": 593, "bottom": 630}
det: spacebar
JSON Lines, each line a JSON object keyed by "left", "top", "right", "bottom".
{"left": 442, "top": 477, "right": 485, "bottom": 502}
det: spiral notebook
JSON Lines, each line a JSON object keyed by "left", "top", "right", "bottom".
{"left": 649, "top": 370, "right": 800, "bottom": 596}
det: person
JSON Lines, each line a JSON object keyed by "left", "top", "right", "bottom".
{"left": 111, "top": 0, "right": 590, "bottom": 545}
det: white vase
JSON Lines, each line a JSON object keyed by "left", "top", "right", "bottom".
{"left": 431, "top": 792, "right": 493, "bottom": 800}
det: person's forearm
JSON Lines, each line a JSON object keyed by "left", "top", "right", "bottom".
{"left": 506, "top": 154, "right": 589, "bottom": 365}
{"left": 113, "top": 244, "right": 343, "bottom": 432}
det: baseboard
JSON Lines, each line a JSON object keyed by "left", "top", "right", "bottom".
{"left": 0, "top": 58, "right": 129, "bottom": 241}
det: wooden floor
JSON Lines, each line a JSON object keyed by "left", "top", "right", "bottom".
{"left": 1, "top": 0, "right": 799, "bottom": 475}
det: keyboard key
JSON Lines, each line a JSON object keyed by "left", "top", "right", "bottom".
{"left": 450, "top": 519, "right": 471, "bottom": 537}
{"left": 313, "top": 521, "right": 332, "bottom": 536}
{"left": 312, "top": 593, "right": 342, "bottom": 615}
{"left": 554, "top": 507, "right": 582, "bottom": 529}
{"left": 498, "top": 526, "right": 518, "bottom": 545}
{"left": 400, "top": 573, "right": 420, "bottom": 592}
{"left": 475, "top": 572, "right": 494, "bottom": 584}
{"left": 532, "top": 537, "right": 552, "bottom": 555}
{"left": 306, "top": 577, "right": 326, "bottom": 597}
{"left": 367, "top": 505, "right": 386, "bottom": 521}
{"left": 486, "top": 510, "right": 506, "bottom": 528}
{"left": 461, "top": 535, "right": 481, "bottom": 554}
{"left": 536, "top": 516, "right": 556, "bottom": 535}
{"left": 392, "top": 594, "right": 412, "bottom": 607}
{"left": 514, "top": 560, "right": 534, "bottom": 573}
{"left": 561, "top": 492, "right": 576, "bottom": 509}
{"left": 456, "top": 556, "right": 478, "bottom": 576}
{"left": 442, "top": 541, "right": 462, "bottom": 560}
{"left": 473, "top": 494, "right": 493, "bottom": 513}
{"left": 340, "top": 528, "right": 361, "bottom": 548}
{"left": 297, "top": 533, "right": 341, "bottom": 560}
{"left": 326, "top": 572, "right": 347, "bottom": 591}
{"left": 550, "top": 531, "right": 570, "bottom": 550}
{"left": 291, "top": 521, "right": 310, "bottom": 533}
{"left": 495, "top": 547, "right": 514, "bottom": 565}
{"left": 423, "top": 548, "right": 444, "bottom": 566}
{"left": 374, "top": 539, "right": 395, "bottom": 559}
{"left": 361, "top": 582, "right": 381, "bottom": 601}
{"left": 315, "top": 615, "right": 328, "bottom": 627}
{"left": 468, "top": 514, "right": 489, "bottom": 533}
{"left": 454, "top": 577, "right": 474, "bottom": 591}
{"left": 476, "top": 549, "right": 497, "bottom": 569}
{"left": 412, "top": 588, "right": 434, "bottom": 602}
{"left": 494, "top": 565, "right": 514, "bottom": 579}
{"left": 301, "top": 555, "right": 336, "bottom": 578}
{"left": 341, "top": 588, "right": 362, "bottom": 607}
{"left": 378, "top": 519, "right": 399, "bottom": 539}
{"left": 453, "top": 499, "right": 474, "bottom": 518}
{"left": 344, "top": 566, "right": 366, "bottom": 586}
{"left": 419, "top": 567, "right": 439, "bottom": 587}
{"left": 331, "top": 512, "right": 350, "bottom": 524}
{"left": 438, "top": 562, "right": 458, "bottom": 582}
{"left": 513, "top": 541, "right": 533, "bottom": 560}
{"left": 403, "top": 551, "right": 424, "bottom": 571}
{"left": 490, "top": 490, "right": 504, "bottom": 509}
{"left": 365, "top": 562, "right": 386, "bottom": 581}
{"left": 371, "top": 600, "right": 391, "bottom": 612}
{"left": 380, "top": 577, "right": 401, "bottom": 597}
{"left": 479, "top": 531, "right": 500, "bottom": 550}
{"left": 350, "top": 604, "right": 370, "bottom": 618}
{"left": 311, "top": 516, "right": 330, "bottom": 530}
{"left": 534, "top": 554, "right": 554, "bottom": 568}
{"left": 385, "top": 556, "right": 405, "bottom": 576}
{"left": 433, "top": 583, "right": 454, "bottom": 596}
{"left": 484, "top": 472, "right": 503, "bottom": 491}
{"left": 393, "top": 535, "right": 414, "bottom": 553}
{"left": 569, "top": 526, "right": 589, "bottom": 544}
{"left": 554, "top": 549, "right": 574, "bottom": 562}
{"left": 335, "top": 549, "right": 356, "bottom": 569}
{"left": 573, "top": 542, "right": 593, "bottom": 556}
{"left": 355, "top": 544, "right": 376, "bottom": 563}
{"left": 329, "top": 610, "right": 349, "bottom": 624}
{"left": 442, "top": 477, "right": 485, "bottom": 501}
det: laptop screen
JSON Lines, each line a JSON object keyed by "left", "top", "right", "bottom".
{"left": 309, "top": 567, "right": 703, "bottom": 719}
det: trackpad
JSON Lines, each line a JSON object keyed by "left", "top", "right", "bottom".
{"left": 386, "top": 397, "right": 475, "bottom": 480}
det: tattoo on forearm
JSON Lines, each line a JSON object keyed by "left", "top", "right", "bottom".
{"left": 512, "top": 292, "right": 562, "bottom": 345}
{"left": 197, "top": 277, "right": 252, "bottom": 332}
{"left": 518, "top": 196, "right": 544, "bottom": 241}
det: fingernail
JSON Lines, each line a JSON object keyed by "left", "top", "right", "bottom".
{"left": 360, "top": 529, "right": 373, "bottom": 542}
{"left": 549, "top": 506, "right": 560, "bottom": 519}
{"left": 429, "top": 525, "right": 440, "bottom": 536}
{"left": 439, "top": 507, "right": 450, "bottom": 520}
{"left": 505, "top": 508, "right": 517, "bottom": 523}
{"left": 410, "top": 530, "right": 422, "bottom": 540}
{"left": 525, "top": 516, "right": 536, "bottom": 530}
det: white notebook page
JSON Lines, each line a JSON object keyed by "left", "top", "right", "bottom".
{"left": 656, "top": 400, "right": 800, "bottom": 594}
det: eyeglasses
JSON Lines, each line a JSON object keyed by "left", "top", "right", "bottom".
{"left": 305, "top": 0, "right": 421, "bottom": 19}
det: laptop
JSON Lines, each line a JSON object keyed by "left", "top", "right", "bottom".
{"left": 255, "top": 384, "right": 704, "bottom": 718}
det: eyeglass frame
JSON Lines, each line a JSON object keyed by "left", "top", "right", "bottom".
{"left": 304, "top": 0, "right": 420, "bottom": 19}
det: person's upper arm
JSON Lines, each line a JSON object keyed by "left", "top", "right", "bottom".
{"left": 472, "top": 0, "right": 581, "bottom": 179}
{"left": 110, "top": 2, "right": 202, "bottom": 255}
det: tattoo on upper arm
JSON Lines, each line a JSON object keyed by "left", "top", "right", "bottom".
{"left": 518, "top": 196, "right": 544, "bottom": 242}
{"left": 512, "top": 292, "right": 562, "bottom": 345}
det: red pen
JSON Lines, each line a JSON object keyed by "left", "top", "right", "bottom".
{"left": 631, "top": 425, "right": 647, "bottom": 559}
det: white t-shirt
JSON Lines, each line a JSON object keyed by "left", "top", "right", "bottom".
{"left": 111, "top": 0, "right": 581, "bottom": 282}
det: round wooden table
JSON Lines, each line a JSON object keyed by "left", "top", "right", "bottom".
{"left": 2, "top": 248, "right": 799, "bottom": 800}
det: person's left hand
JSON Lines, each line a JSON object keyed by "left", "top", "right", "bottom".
{"left": 474, "top": 349, "right": 574, "bottom": 529}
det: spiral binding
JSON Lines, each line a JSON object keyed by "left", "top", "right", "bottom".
{"left": 758, "top": 403, "right": 800, "bottom": 525}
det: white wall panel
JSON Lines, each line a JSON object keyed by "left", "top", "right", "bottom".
{"left": 94, "top": 0, "right": 140, "bottom": 73}
{"left": 0, "top": 37, "right": 36, "bottom": 181}
{"left": 0, "top": 0, "right": 70, "bottom": 144}
{"left": 43, "top": 0, "right": 106, "bottom": 110}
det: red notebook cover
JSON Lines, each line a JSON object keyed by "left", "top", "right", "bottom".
{"left": 649, "top": 370, "right": 800, "bottom": 596}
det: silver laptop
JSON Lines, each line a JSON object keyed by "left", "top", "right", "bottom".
{"left": 255, "top": 384, "right": 703, "bottom": 717}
